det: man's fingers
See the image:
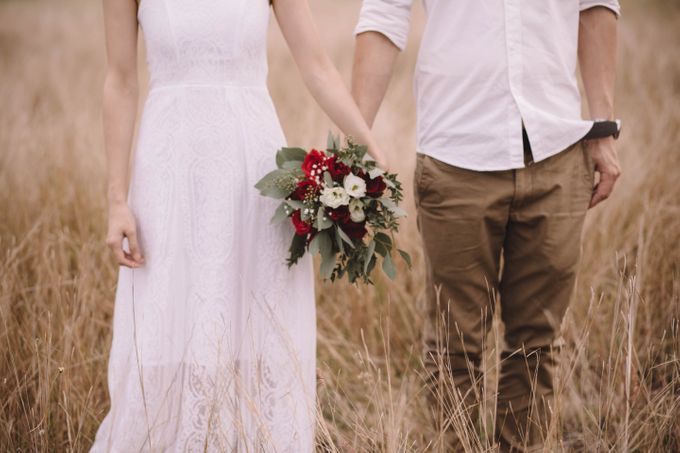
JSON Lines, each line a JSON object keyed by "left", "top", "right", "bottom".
{"left": 126, "top": 230, "right": 145, "bottom": 263}
{"left": 589, "top": 171, "right": 617, "bottom": 208}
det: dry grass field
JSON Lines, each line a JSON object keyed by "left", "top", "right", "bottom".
{"left": 1, "top": 0, "right": 679, "bottom": 451}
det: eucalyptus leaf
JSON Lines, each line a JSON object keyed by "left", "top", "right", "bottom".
{"left": 281, "top": 160, "right": 302, "bottom": 171}
{"left": 287, "top": 234, "right": 307, "bottom": 267}
{"left": 355, "top": 145, "right": 368, "bottom": 160}
{"left": 327, "top": 132, "right": 339, "bottom": 151}
{"left": 258, "top": 186, "right": 289, "bottom": 200}
{"left": 254, "top": 169, "right": 294, "bottom": 199}
{"left": 374, "top": 241, "right": 388, "bottom": 257}
{"left": 373, "top": 232, "right": 391, "bottom": 257}
{"left": 254, "top": 169, "right": 284, "bottom": 190}
{"left": 339, "top": 156, "right": 354, "bottom": 166}
{"left": 398, "top": 249, "right": 412, "bottom": 269}
{"left": 336, "top": 226, "right": 355, "bottom": 248}
{"left": 323, "top": 171, "right": 334, "bottom": 188}
{"left": 364, "top": 239, "right": 376, "bottom": 274}
{"left": 347, "top": 258, "right": 358, "bottom": 281}
{"left": 314, "top": 231, "right": 335, "bottom": 279}
{"left": 309, "top": 234, "right": 321, "bottom": 256}
{"left": 276, "top": 147, "right": 307, "bottom": 168}
{"left": 390, "top": 205, "right": 407, "bottom": 218}
{"left": 334, "top": 227, "right": 344, "bottom": 254}
{"left": 320, "top": 249, "right": 336, "bottom": 280}
{"left": 380, "top": 197, "right": 396, "bottom": 209}
{"left": 317, "top": 230, "right": 333, "bottom": 259}
{"left": 366, "top": 255, "right": 377, "bottom": 275}
{"left": 368, "top": 168, "right": 385, "bottom": 179}
{"left": 316, "top": 207, "right": 333, "bottom": 231}
{"left": 270, "top": 203, "right": 290, "bottom": 224}
{"left": 382, "top": 252, "right": 397, "bottom": 280}
{"left": 290, "top": 167, "right": 305, "bottom": 178}
{"left": 286, "top": 200, "right": 304, "bottom": 210}
{"left": 380, "top": 197, "right": 406, "bottom": 217}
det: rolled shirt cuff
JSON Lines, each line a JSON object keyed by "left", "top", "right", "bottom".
{"left": 354, "top": 1, "right": 411, "bottom": 51}
{"left": 579, "top": 0, "right": 621, "bottom": 17}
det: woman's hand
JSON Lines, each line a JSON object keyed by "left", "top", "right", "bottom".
{"left": 106, "top": 202, "right": 145, "bottom": 268}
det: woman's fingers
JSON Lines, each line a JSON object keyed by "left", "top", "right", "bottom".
{"left": 117, "top": 248, "right": 140, "bottom": 268}
{"left": 106, "top": 231, "right": 143, "bottom": 268}
{"left": 126, "top": 229, "right": 145, "bottom": 264}
{"left": 105, "top": 204, "right": 144, "bottom": 268}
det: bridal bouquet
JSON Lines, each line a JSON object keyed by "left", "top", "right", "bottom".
{"left": 255, "top": 135, "right": 411, "bottom": 284}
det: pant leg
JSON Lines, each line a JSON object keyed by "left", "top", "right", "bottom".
{"left": 496, "top": 143, "right": 594, "bottom": 452}
{"left": 414, "top": 153, "right": 513, "bottom": 448}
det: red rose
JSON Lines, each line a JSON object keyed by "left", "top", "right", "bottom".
{"left": 290, "top": 179, "right": 318, "bottom": 201}
{"left": 291, "top": 210, "right": 312, "bottom": 236}
{"left": 326, "top": 155, "right": 351, "bottom": 180}
{"left": 341, "top": 220, "right": 367, "bottom": 240}
{"left": 327, "top": 206, "right": 350, "bottom": 223}
{"left": 364, "top": 175, "right": 387, "bottom": 198}
{"left": 301, "top": 149, "right": 327, "bottom": 178}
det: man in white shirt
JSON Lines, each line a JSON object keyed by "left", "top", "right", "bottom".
{"left": 352, "top": 1, "right": 621, "bottom": 450}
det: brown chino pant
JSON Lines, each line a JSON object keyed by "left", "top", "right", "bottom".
{"left": 414, "top": 142, "right": 594, "bottom": 452}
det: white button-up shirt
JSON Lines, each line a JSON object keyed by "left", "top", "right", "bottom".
{"left": 355, "top": 0, "right": 621, "bottom": 171}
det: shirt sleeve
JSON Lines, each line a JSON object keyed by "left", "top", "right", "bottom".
{"left": 579, "top": 0, "right": 621, "bottom": 17}
{"left": 354, "top": 0, "right": 414, "bottom": 51}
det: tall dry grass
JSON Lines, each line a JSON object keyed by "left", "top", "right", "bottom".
{"left": 1, "top": 0, "right": 679, "bottom": 451}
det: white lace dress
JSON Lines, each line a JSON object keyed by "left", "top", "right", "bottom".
{"left": 90, "top": 1, "right": 316, "bottom": 451}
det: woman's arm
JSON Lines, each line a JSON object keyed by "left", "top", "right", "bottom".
{"left": 272, "top": 0, "right": 389, "bottom": 169}
{"left": 102, "top": 0, "right": 144, "bottom": 267}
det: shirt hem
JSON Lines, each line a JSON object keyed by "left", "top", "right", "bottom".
{"left": 416, "top": 148, "right": 529, "bottom": 172}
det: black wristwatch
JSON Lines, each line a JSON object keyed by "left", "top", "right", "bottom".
{"left": 583, "top": 119, "right": 622, "bottom": 140}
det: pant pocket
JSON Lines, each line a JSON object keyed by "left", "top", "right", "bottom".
{"left": 413, "top": 153, "right": 429, "bottom": 204}
{"left": 566, "top": 143, "right": 595, "bottom": 213}
{"left": 581, "top": 141, "right": 596, "bottom": 184}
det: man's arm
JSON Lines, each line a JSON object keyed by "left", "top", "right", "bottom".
{"left": 578, "top": 5, "right": 621, "bottom": 208}
{"left": 351, "top": 0, "right": 413, "bottom": 126}
{"left": 352, "top": 32, "right": 400, "bottom": 127}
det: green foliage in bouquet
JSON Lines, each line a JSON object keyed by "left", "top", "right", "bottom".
{"left": 255, "top": 134, "right": 411, "bottom": 284}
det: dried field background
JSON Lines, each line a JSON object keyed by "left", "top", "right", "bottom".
{"left": 1, "top": 0, "right": 679, "bottom": 451}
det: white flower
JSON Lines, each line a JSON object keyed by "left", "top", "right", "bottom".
{"left": 349, "top": 198, "right": 365, "bottom": 222}
{"left": 319, "top": 187, "right": 350, "bottom": 209}
{"left": 343, "top": 173, "right": 367, "bottom": 198}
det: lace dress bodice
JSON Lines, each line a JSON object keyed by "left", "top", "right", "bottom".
{"left": 139, "top": 0, "right": 270, "bottom": 89}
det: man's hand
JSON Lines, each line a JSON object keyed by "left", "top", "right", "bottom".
{"left": 584, "top": 136, "right": 621, "bottom": 208}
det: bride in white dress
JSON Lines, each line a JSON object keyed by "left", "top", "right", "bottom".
{"left": 92, "top": 0, "right": 388, "bottom": 451}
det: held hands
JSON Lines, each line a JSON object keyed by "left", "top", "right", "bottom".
{"left": 374, "top": 155, "right": 390, "bottom": 173}
{"left": 585, "top": 136, "right": 622, "bottom": 209}
{"left": 367, "top": 143, "right": 390, "bottom": 173}
{"left": 106, "top": 202, "right": 145, "bottom": 268}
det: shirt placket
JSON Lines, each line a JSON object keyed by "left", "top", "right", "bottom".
{"left": 504, "top": 0, "right": 525, "bottom": 168}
